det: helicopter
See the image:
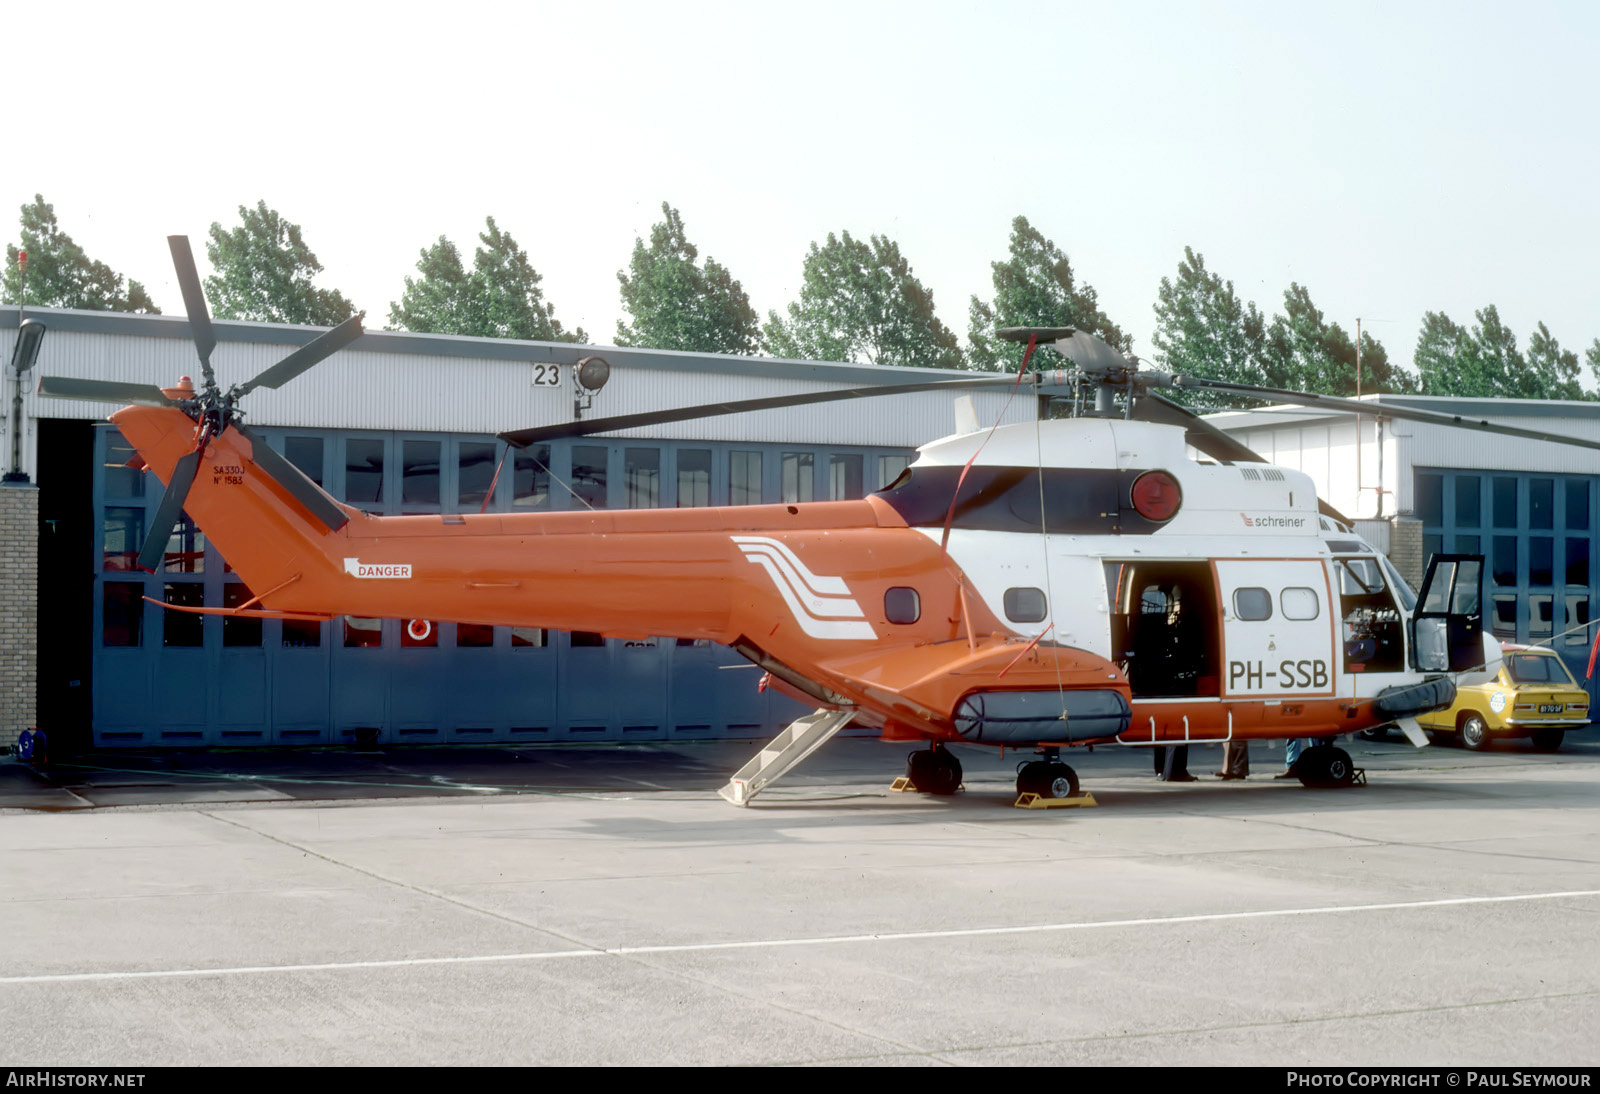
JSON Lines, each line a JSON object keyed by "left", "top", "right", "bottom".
{"left": 38, "top": 237, "right": 1600, "bottom": 806}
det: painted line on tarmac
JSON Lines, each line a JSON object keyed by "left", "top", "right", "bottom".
{"left": 4, "top": 888, "right": 1597, "bottom": 986}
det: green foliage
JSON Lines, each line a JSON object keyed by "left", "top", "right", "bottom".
{"left": 389, "top": 217, "right": 586, "bottom": 343}
{"left": 1153, "top": 249, "right": 1413, "bottom": 407}
{"left": 763, "top": 231, "right": 962, "bottom": 369}
{"left": 1261, "top": 284, "right": 1413, "bottom": 397}
{"left": 616, "top": 203, "right": 758, "bottom": 355}
{"left": 1588, "top": 340, "right": 1600, "bottom": 392}
{"left": 1414, "top": 307, "right": 1587, "bottom": 400}
{"left": 1525, "top": 321, "right": 1584, "bottom": 401}
{"left": 2, "top": 195, "right": 159, "bottom": 313}
{"left": 205, "top": 201, "right": 357, "bottom": 326}
{"left": 968, "top": 215, "right": 1126, "bottom": 372}
{"left": 1149, "top": 247, "right": 1269, "bottom": 407}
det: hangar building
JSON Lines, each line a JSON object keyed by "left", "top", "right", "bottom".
{"left": 0, "top": 306, "right": 1046, "bottom": 751}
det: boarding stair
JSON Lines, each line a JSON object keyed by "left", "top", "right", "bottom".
{"left": 717, "top": 708, "right": 856, "bottom": 806}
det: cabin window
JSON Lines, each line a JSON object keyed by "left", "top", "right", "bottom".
{"left": 457, "top": 442, "right": 498, "bottom": 511}
{"left": 1004, "top": 587, "right": 1047, "bottom": 623}
{"left": 102, "top": 583, "right": 143, "bottom": 647}
{"left": 884, "top": 587, "right": 920, "bottom": 624}
{"left": 678, "top": 450, "right": 711, "bottom": 507}
{"left": 1280, "top": 587, "right": 1319, "bottom": 621}
{"left": 1233, "top": 587, "right": 1272, "bottom": 621}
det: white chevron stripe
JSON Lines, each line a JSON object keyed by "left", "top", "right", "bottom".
{"left": 731, "top": 536, "right": 850, "bottom": 596}
{"left": 737, "top": 544, "right": 865, "bottom": 619}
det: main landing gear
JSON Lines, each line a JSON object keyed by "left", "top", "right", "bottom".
{"left": 1016, "top": 747, "right": 1080, "bottom": 800}
{"left": 1294, "top": 744, "right": 1362, "bottom": 789}
{"left": 905, "top": 744, "right": 963, "bottom": 795}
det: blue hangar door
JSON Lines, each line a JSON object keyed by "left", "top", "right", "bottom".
{"left": 87, "top": 425, "right": 900, "bottom": 746}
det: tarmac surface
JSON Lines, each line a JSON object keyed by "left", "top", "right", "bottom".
{"left": 1, "top": 731, "right": 1597, "bottom": 1067}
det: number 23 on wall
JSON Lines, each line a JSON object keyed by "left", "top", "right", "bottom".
{"left": 531, "top": 364, "right": 561, "bottom": 387}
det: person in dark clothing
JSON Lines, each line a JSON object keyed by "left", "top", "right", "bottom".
{"left": 1153, "top": 744, "right": 1196, "bottom": 781}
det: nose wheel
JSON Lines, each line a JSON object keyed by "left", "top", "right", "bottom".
{"left": 905, "top": 745, "right": 963, "bottom": 795}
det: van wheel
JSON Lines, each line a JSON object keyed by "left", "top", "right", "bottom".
{"left": 1459, "top": 714, "right": 1490, "bottom": 751}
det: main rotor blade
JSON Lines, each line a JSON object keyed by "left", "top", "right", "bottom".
{"left": 1131, "top": 392, "right": 1267, "bottom": 464}
{"left": 168, "top": 235, "right": 216, "bottom": 380}
{"left": 234, "top": 315, "right": 365, "bottom": 397}
{"left": 136, "top": 449, "right": 201, "bottom": 572}
{"left": 499, "top": 374, "right": 1030, "bottom": 447}
{"left": 37, "top": 376, "right": 178, "bottom": 407}
{"left": 1167, "top": 376, "right": 1600, "bottom": 455}
{"left": 236, "top": 425, "right": 350, "bottom": 531}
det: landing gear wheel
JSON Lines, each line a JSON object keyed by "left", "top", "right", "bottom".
{"left": 1016, "top": 761, "right": 1079, "bottom": 799}
{"left": 906, "top": 746, "right": 962, "bottom": 795}
{"left": 1459, "top": 714, "right": 1490, "bottom": 751}
{"left": 1529, "top": 728, "right": 1565, "bottom": 751}
{"left": 1296, "top": 745, "right": 1356, "bottom": 789}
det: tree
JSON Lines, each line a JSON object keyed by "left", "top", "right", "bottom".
{"left": 968, "top": 215, "right": 1126, "bottom": 372}
{"left": 1588, "top": 340, "right": 1600, "bottom": 392}
{"left": 389, "top": 217, "right": 586, "bottom": 343}
{"left": 763, "top": 231, "right": 962, "bottom": 369}
{"left": 1413, "top": 311, "right": 1472, "bottom": 395}
{"left": 1525, "top": 321, "right": 1584, "bottom": 401}
{"left": 205, "top": 201, "right": 357, "bottom": 326}
{"left": 2, "top": 195, "right": 159, "bottom": 313}
{"left": 616, "top": 203, "right": 758, "bottom": 354}
{"left": 1149, "top": 247, "right": 1268, "bottom": 407}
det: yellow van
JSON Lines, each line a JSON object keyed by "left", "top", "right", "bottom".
{"left": 1416, "top": 644, "right": 1591, "bottom": 750}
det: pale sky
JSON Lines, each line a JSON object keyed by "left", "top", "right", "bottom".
{"left": 10, "top": 1, "right": 1598, "bottom": 378}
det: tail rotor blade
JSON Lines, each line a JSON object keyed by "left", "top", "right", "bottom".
{"left": 136, "top": 449, "right": 201, "bottom": 572}
{"left": 38, "top": 377, "right": 177, "bottom": 407}
{"left": 235, "top": 315, "right": 364, "bottom": 397}
{"left": 236, "top": 426, "right": 350, "bottom": 531}
{"left": 168, "top": 236, "right": 216, "bottom": 379}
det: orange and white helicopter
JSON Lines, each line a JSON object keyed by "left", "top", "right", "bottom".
{"left": 40, "top": 238, "right": 1600, "bottom": 805}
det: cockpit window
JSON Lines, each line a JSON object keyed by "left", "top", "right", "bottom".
{"left": 1505, "top": 652, "right": 1578, "bottom": 685}
{"left": 1337, "top": 558, "right": 1386, "bottom": 597}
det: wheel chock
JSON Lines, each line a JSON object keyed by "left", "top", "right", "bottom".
{"left": 890, "top": 777, "right": 916, "bottom": 792}
{"left": 1014, "top": 792, "right": 1098, "bottom": 809}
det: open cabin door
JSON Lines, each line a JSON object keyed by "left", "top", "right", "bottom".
{"left": 1214, "top": 560, "right": 1336, "bottom": 698}
{"left": 1412, "top": 554, "right": 1485, "bottom": 672}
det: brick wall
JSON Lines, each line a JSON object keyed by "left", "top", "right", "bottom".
{"left": 1388, "top": 516, "right": 1424, "bottom": 592}
{"left": 0, "top": 483, "right": 37, "bottom": 752}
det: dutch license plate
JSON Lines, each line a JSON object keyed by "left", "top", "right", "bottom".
{"left": 1538, "top": 703, "right": 1563, "bottom": 713}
